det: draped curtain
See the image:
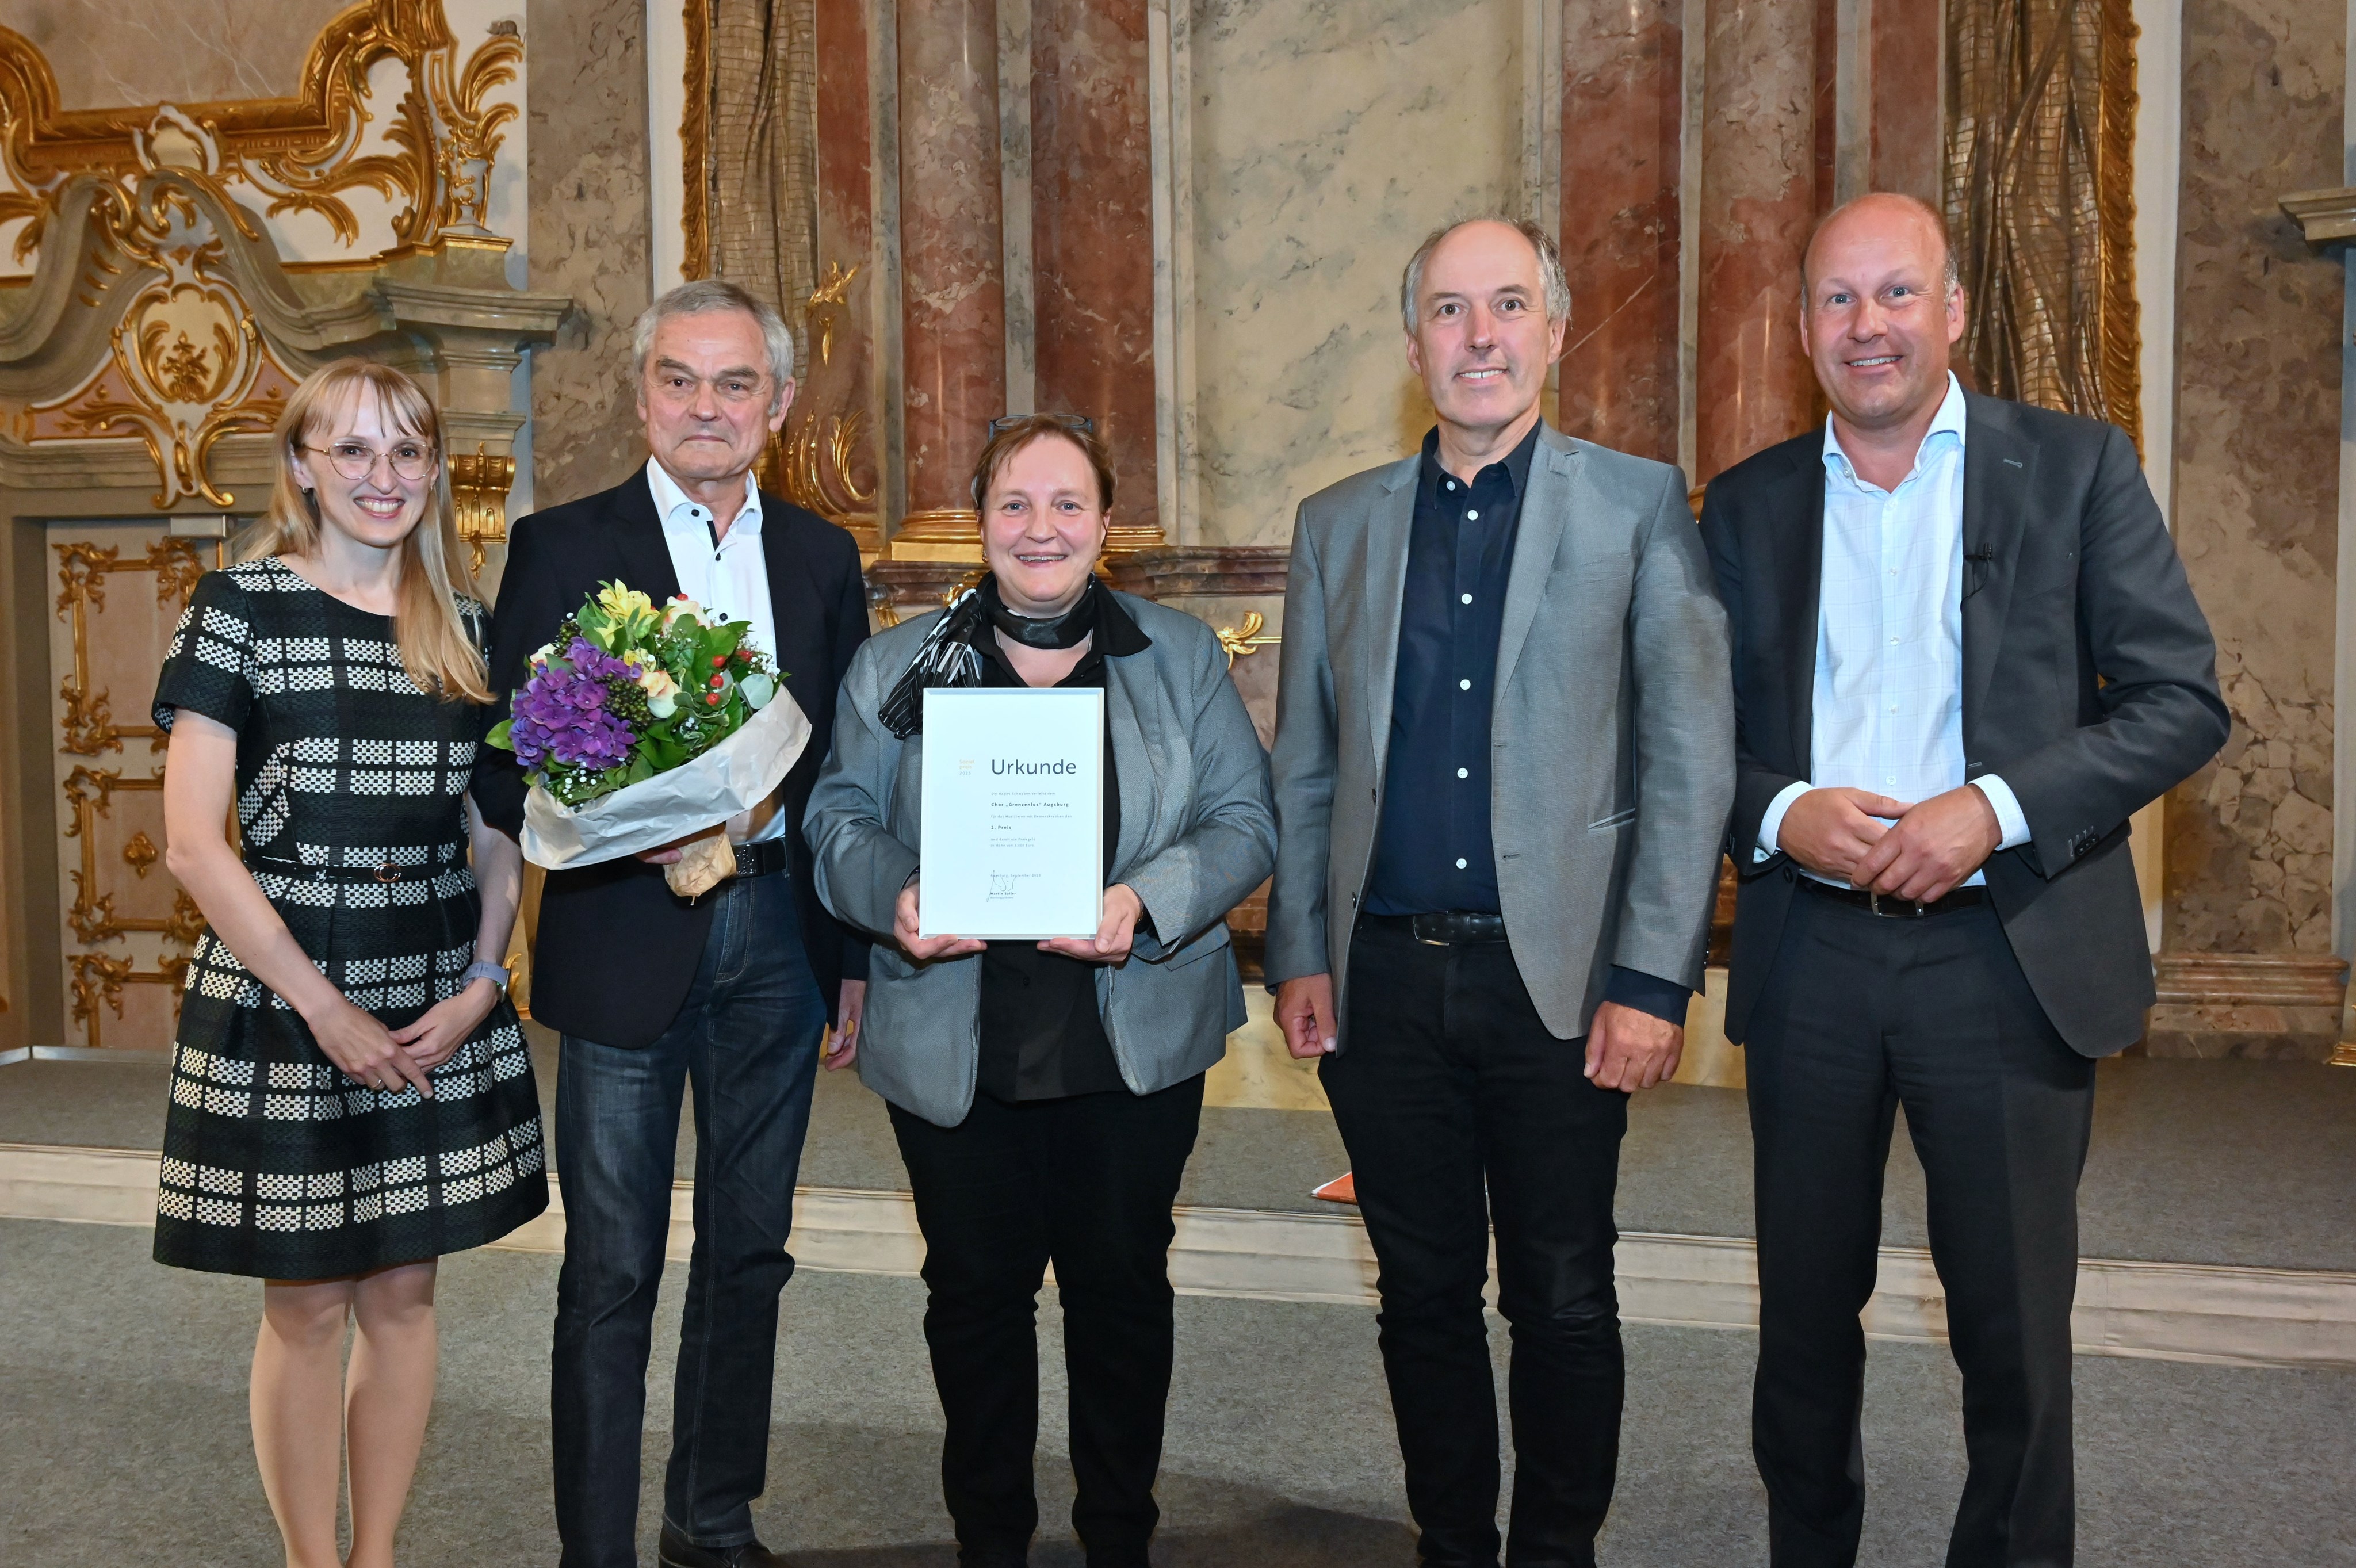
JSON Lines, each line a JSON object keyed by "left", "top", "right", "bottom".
{"left": 701, "top": 0, "right": 821, "bottom": 368}
{"left": 1945, "top": 0, "right": 2140, "bottom": 442}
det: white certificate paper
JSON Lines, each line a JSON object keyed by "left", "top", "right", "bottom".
{"left": 919, "top": 687, "right": 1104, "bottom": 939}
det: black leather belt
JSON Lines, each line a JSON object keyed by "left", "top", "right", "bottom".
{"left": 244, "top": 856, "right": 454, "bottom": 884}
{"left": 1363, "top": 910, "right": 1508, "bottom": 946}
{"left": 733, "top": 839, "right": 790, "bottom": 879}
{"left": 1803, "top": 879, "right": 1986, "bottom": 919}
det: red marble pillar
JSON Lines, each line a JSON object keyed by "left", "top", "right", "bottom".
{"left": 1558, "top": 0, "right": 1683, "bottom": 466}
{"left": 1696, "top": 0, "right": 1820, "bottom": 481}
{"left": 1031, "top": 0, "right": 1160, "bottom": 538}
{"left": 897, "top": 0, "right": 1007, "bottom": 523}
{"left": 1869, "top": 0, "right": 1942, "bottom": 206}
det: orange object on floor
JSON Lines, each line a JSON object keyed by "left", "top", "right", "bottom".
{"left": 1311, "top": 1171, "right": 1357, "bottom": 1205}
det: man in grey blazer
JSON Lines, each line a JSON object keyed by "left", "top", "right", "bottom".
{"left": 1700, "top": 194, "right": 2227, "bottom": 1567}
{"left": 1266, "top": 216, "right": 1734, "bottom": 1567}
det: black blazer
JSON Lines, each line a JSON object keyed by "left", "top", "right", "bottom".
{"left": 1700, "top": 392, "right": 2229, "bottom": 1057}
{"left": 473, "top": 469, "right": 872, "bottom": 1048}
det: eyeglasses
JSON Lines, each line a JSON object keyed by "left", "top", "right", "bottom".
{"left": 301, "top": 440, "right": 436, "bottom": 484}
{"left": 988, "top": 413, "right": 1096, "bottom": 435}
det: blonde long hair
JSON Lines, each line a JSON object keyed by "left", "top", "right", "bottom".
{"left": 233, "top": 361, "right": 491, "bottom": 703}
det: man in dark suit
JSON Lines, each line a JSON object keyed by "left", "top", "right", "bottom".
{"left": 475, "top": 280, "right": 870, "bottom": 1568}
{"left": 1700, "top": 193, "right": 2227, "bottom": 1567}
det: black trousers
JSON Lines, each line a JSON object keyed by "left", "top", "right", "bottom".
{"left": 889, "top": 1075, "right": 1205, "bottom": 1567}
{"left": 1322, "top": 920, "right": 1630, "bottom": 1568}
{"left": 1746, "top": 888, "right": 2097, "bottom": 1568}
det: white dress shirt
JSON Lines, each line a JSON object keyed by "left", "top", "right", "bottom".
{"left": 1756, "top": 373, "right": 2029, "bottom": 886}
{"left": 647, "top": 457, "right": 785, "bottom": 843}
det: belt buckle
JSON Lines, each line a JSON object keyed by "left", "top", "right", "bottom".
{"left": 1865, "top": 890, "right": 1925, "bottom": 918}
{"left": 374, "top": 861, "right": 401, "bottom": 885}
{"left": 733, "top": 842, "right": 758, "bottom": 878}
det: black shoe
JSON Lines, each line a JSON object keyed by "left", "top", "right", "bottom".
{"left": 656, "top": 1523, "right": 797, "bottom": 1568}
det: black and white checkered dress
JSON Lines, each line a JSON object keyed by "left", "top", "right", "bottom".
{"left": 149, "top": 556, "right": 546, "bottom": 1278}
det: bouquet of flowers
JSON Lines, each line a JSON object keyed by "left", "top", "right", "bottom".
{"left": 488, "top": 582, "right": 810, "bottom": 896}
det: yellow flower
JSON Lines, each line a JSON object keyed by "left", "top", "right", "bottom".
{"left": 597, "top": 584, "right": 655, "bottom": 622}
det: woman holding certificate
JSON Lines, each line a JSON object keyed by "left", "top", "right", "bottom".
{"left": 806, "top": 414, "right": 1275, "bottom": 1568}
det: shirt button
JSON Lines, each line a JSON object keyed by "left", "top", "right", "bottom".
{"left": 1455, "top": 858, "right": 1468, "bottom": 870}
{"left": 1466, "top": 510, "right": 1479, "bottom": 521}
{"left": 1445, "top": 480, "right": 1456, "bottom": 491}
{"left": 1456, "top": 767, "right": 1469, "bottom": 779}
{"left": 1460, "top": 593, "right": 1473, "bottom": 605}
{"left": 1459, "top": 679, "right": 1471, "bottom": 690}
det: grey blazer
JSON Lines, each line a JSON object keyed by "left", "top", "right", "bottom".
{"left": 806, "top": 592, "right": 1278, "bottom": 1127}
{"left": 1265, "top": 423, "right": 1735, "bottom": 1043}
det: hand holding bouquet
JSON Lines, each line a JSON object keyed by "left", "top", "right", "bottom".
{"left": 488, "top": 582, "right": 810, "bottom": 897}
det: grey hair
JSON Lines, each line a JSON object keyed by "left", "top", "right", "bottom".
{"left": 632, "top": 279, "right": 796, "bottom": 408}
{"left": 1802, "top": 193, "right": 1963, "bottom": 310}
{"left": 1399, "top": 215, "right": 1572, "bottom": 335}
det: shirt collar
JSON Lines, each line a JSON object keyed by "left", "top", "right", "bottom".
{"left": 1418, "top": 418, "right": 1544, "bottom": 501}
{"left": 1821, "top": 372, "right": 1967, "bottom": 487}
{"left": 646, "top": 456, "right": 763, "bottom": 541}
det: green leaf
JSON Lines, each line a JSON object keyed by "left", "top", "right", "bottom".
{"left": 486, "top": 718, "right": 515, "bottom": 751}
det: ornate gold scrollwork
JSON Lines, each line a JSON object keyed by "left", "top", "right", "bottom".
{"left": 51, "top": 172, "right": 286, "bottom": 507}
{"left": 763, "top": 263, "right": 880, "bottom": 534}
{"left": 55, "top": 537, "right": 209, "bottom": 754}
{"left": 0, "top": 2, "right": 522, "bottom": 258}
{"left": 1212, "top": 610, "right": 1282, "bottom": 668}
{"left": 448, "top": 442, "right": 516, "bottom": 575}
{"left": 62, "top": 763, "right": 202, "bottom": 1045}
{"left": 121, "top": 831, "right": 159, "bottom": 877}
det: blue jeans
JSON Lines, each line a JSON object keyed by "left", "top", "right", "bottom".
{"left": 550, "top": 872, "right": 827, "bottom": 1567}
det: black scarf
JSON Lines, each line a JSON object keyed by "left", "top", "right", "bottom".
{"left": 878, "top": 573, "right": 1100, "bottom": 737}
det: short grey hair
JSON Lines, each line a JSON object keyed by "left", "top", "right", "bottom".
{"left": 632, "top": 279, "right": 796, "bottom": 407}
{"left": 1399, "top": 215, "right": 1572, "bottom": 335}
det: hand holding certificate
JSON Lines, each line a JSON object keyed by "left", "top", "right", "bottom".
{"left": 916, "top": 687, "right": 1106, "bottom": 940}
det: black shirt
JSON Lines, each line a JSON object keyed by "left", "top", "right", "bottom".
{"left": 1363, "top": 423, "right": 1691, "bottom": 1027}
{"left": 972, "top": 589, "right": 1153, "bottom": 1101}
{"left": 1364, "top": 423, "right": 1537, "bottom": 916}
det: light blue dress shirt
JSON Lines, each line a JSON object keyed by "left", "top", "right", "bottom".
{"left": 1755, "top": 373, "right": 2029, "bottom": 886}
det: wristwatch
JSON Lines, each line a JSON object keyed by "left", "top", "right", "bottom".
{"left": 461, "top": 960, "right": 512, "bottom": 995}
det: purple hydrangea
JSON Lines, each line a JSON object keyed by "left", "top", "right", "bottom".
{"left": 510, "top": 637, "right": 640, "bottom": 774}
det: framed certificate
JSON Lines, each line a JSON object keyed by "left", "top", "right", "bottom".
{"left": 917, "top": 686, "right": 1105, "bottom": 939}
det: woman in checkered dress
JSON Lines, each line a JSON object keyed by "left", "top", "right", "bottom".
{"left": 154, "top": 361, "right": 544, "bottom": 1568}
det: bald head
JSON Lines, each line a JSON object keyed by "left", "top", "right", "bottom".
{"left": 1799, "top": 190, "right": 1967, "bottom": 438}
{"left": 1803, "top": 193, "right": 1959, "bottom": 308}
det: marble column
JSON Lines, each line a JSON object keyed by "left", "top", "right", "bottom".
{"left": 895, "top": 0, "right": 1008, "bottom": 539}
{"left": 1031, "top": 0, "right": 1161, "bottom": 543}
{"left": 1695, "top": 0, "right": 1819, "bottom": 481}
{"left": 1868, "top": 0, "right": 1941, "bottom": 205}
{"left": 1558, "top": 1, "right": 1682, "bottom": 466}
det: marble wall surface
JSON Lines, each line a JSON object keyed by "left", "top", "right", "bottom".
{"left": 2163, "top": 0, "right": 2346, "bottom": 958}
{"left": 525, "top": 0, "right": 655, "bottom": 515}
{"left": 1187, "top": 0, "right": 1528, "bottom": 546}
{"left": 6, "top": 0, "right": 347, "bottom": 108}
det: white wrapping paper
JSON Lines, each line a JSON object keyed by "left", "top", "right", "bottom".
{"left": 519, "top": 687, "right": 811, "bottom": 870}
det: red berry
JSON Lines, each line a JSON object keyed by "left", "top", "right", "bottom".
{"left": 711, "top": 655, "right": 726, "bottom": 668}
{"left": 705, "top": 692, "right": 720, "bottom": 706}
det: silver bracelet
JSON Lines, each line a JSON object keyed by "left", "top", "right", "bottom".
{"left": 461, "top": 960, "right": 511, "bottom": 995}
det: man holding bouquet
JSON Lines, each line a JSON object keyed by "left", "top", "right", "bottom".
{"left": 475, "top": 278, "right": 871, "bottom": 1568}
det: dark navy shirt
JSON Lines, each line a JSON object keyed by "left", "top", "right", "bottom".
{"left": 1362, "top": 423, "right": 1690, "bottom": 1027}
{"left": 1364, "top": 424, "right": 1534, "bottom": 917}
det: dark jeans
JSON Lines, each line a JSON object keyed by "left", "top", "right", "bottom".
{"left": 889, "top": 1076, "right": 1206, "bottom": 1568}
{"left": 1322, "top": 920, "right": 1630, "bottom": 1568}
{"left": 550, "top": 872, "right": 828, "bottom": 1568}
{"left": 1747, "top": 890, "right": 2096, "bottom": 1568}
